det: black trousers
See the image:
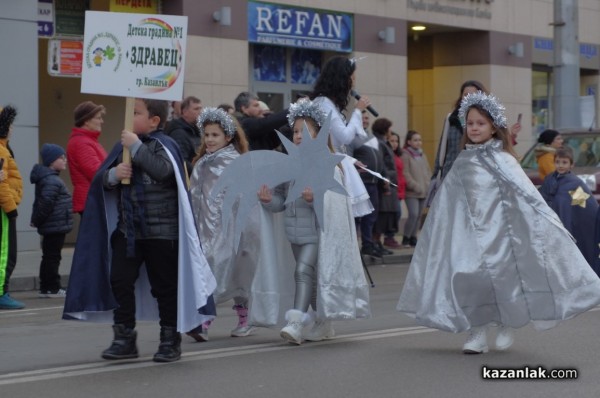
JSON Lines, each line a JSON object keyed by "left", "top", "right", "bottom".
{"left": 39, "top": 233, "right": 66, "bottom": 292}
{"left": 110, "top": 231, "right": 178, "bottom": 329}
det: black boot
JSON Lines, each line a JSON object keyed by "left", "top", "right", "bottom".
{"left": 375, "top": 241, "right": 393, "bottom": 255}
{"left": 101, "top": 324, "right": 139, "bottom": 360}
{"left": 153, "top": 326, "right": 182, "bottom": 363}
{"left": 361, "top": 242, "right": 382, "bottom": 258}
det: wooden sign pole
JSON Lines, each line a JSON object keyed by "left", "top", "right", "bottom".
{"left": 122, "top": 97, "right": 135, "bottom": 185}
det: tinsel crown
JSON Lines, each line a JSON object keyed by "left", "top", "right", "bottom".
{"left": 287, "top": 98, "right": 327, "bottom": 127}
{"left": 197, "top": 107, "right": 236, "bottom": 137}
{"left": 458, "top": 91, "right": 507, "bottom": 129}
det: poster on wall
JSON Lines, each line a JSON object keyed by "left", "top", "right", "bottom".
{"left": 81, "top": 11, "right": 188, "bottom": 100}
{"left": 109, "top": 0, "right": 158, "bottom": 14}
{"left": 48, "top": 39, "right": 83, "bottom": 77}
{"left": 253, "top": 44, "right": 286, "bottom": 82}
{"left": 55, "top": 0, "right": 88, "bottom": 36}
{"left": 291, "top": 49, "right": 321, "bottom": 85}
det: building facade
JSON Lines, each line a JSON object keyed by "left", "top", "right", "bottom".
{"left": 2, "top": 0, "right": 600, "bottom": 247}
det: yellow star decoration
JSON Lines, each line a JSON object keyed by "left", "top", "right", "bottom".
{"left": 569, "top": 186, "right": 590, "bottom": 208}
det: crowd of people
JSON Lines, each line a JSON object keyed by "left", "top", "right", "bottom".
{"left": 0, "top": 57, "right": 599, "bottom": 362}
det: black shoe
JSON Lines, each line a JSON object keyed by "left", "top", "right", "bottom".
{"left": 375, "top": 241, "right": 393, "bottom": 255}
{"left": 361, "top": 243, "right": 382, "bottom": 258}
{"left": 401, "top": 237, "right": 411, "bottom": 248}
{"left": 102, "top": 324, "right": 139, "bottom": 360}
{"left": 153, "top": 326, "right": 182, "bottom": 363}
{"left": 409, "top": 237, "right": 418, "bottom": 247}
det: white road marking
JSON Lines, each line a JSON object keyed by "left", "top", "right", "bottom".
{"left": 0, "top": 326, "right": 435, "bottom": 386}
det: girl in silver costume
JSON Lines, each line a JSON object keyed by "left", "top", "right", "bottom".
{"left": 397, "top": 92, "right": 600, "bottom": 354}
{"left": 259, "top": 99, "right": 370, "bottom": 344}
{"left": 188, "top": 107, "right": 254, "bottom": 341}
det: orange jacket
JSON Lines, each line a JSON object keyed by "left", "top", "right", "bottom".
{"left": 535, "top": 145, "right": 556, "bottom": 180}
{"left": 0, "top": 138, "right": 23, "bottom": 215}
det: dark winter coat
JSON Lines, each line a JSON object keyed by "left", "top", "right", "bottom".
{"left": 377, "top": 137, "right": 398, "bottom": 213}
{"left": 234, "top": 110, "right": 288, "bottom": 151}
{"left": 30, "top": 164, "right": 73, "bottom": 235}
{"left": 165, "top": 117, "right": 201, "bottom": 175}
{"left": 103, "top": 131, "right": 179, "bottom": 240}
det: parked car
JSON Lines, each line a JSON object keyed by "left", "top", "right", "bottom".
{"left": 520, "top": 129, "right": 600, "bottom": 201}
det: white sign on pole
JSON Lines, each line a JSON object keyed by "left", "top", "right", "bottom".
{"left": 81, "top": 11, "right": 187, "bottom": 101}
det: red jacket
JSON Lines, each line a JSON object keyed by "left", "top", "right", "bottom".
{"left": 67, "top": 128, "right": 107, "bottom": 212}
{"left": 394, "top": 153, "right": 406, "bottom": 200}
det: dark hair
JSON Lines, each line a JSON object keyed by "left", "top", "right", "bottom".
{"left": 234, "top": 92, "right": 258, "bottom": 113}
{"left": 140, "top": 99, "right": 169, "bottom": 129}
{"left": 181, "top": 96, "right": 200, "bottom": 112}
{"left": 217, "top": 103, "right": 234, "bottom": 113}
{"left": 389, "top": 132, "right": 403, "bottom": 156}
{"left": 460, "top": 104, "right": 518, "bottom": 159}
{"left": 538, "top": 129, "right": 560, "bottom": 145}
{"left": 554, "top": 147, "right": 574, "bottom": 164}
{"left": 309, "top": 56, "right": 355, "bottom": 112}
{"left": 371, "top": 118, "right": 392, "bottom": 138}
{"left": 454, "top": 80, "right": 488, "bottom": 110}
{"left": 404, "top": 130, "right": 421, "bottom": 148}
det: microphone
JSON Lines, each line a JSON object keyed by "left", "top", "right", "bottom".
{"left": 351, "top": 90, "right": 379, "bottom": 117}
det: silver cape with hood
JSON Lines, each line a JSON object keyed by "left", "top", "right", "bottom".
{"left": 397, "top": 139, "right": 600, "bottom": 332}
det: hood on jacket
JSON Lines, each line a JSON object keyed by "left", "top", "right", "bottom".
{"left": 30, "top": 163, "right": 58, "bottom": 184}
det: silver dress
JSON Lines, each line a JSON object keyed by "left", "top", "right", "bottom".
{"left": 397, "top": 139, "right": 600, "bottom": 333}
{"left": 190, "top": 145, "right": 259, "bottom": 304}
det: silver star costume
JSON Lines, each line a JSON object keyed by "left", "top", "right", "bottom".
{"left": 190, "top": 145, "right": 259, "bottom": 304}
{"left": 397, "top": 139, "right": 600, "bottom": 332}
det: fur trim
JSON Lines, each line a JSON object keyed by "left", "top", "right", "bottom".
{"left": 284, "top": 309, "right": 307, "bottom": 323}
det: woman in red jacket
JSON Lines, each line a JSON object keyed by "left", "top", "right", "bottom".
{"left": 67, "top": 101, "right": 108, "bottom": 214}
{"left": 386, "top": 132, "right": 406, "bottom": 247}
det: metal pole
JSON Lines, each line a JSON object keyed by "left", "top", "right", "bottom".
{"left": 552, "top": 0, "right": 580, "bottom": 129}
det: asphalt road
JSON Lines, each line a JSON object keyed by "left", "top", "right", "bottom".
{"left": 1, "top": 263, "right": 600, "bottom": 398}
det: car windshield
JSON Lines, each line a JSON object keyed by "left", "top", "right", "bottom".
{"left": 521, "top": 133, "right": 600, "bottom": 169}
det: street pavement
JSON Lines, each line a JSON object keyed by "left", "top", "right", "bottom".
{"left": 2, "top": 258, "right": 600, "bottom": 398}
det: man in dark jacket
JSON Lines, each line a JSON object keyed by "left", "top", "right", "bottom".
{"left": 165, "top": 96, "right": 202, "bottom": 175}
{"left": 348, "top": 124, "right": 388, "bottom": 258}
{"left": 233, "top": 92, "right": 288, "bottom": 151}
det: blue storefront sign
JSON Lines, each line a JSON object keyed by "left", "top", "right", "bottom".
{"left": 248, "top": 1, "right": 353, "bottom": 53}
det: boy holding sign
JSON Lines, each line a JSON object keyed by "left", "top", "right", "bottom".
{"left": 64, "top": 98, "right": 216, "bottom": 363}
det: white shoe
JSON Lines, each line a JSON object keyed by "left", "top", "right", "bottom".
{"left": 231, "top": 324, "right": 255, "bottom": 337}
{"left": 280, "top": 310, "right": 305, "bottom": 345}
{"left": 495, "top": 325, "right": 514, "bottom": 351}
{"left": 462, "top": 327, "right": 489, "bottom": 354}
{"left": 304, "top": 319, "right": 335, "bottom": 342}
{"left": 38, "top": 289, "right": 67, "bottom": 298}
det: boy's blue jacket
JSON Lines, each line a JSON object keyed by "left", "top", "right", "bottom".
{"left": 540, "top": 170, "right": 599, "bottom": 266}
{"left": 63, "top": 132, "right": 216, "bottom": 332}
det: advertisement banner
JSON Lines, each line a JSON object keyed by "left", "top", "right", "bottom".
{"left": 248, "top": 1, "right": 353, "bottom": 53}
{"left": 48, "top": 39, "right": 83, "bottom": 77}
{"left": 81, "top": 11, "right": 187, "bottom": 100}
{"left": 109, "top": 0, "right": 158, "bottom": 14}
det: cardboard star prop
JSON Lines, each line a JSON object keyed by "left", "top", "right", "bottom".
{"left": 211, "top": 114, "right": 346, "bottom": 250}
{"left": 569, "top": 186, "right": 590, "bottom": 208}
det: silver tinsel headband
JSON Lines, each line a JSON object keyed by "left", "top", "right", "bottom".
{"left": 287, "top": 99, "right": 327, "bottom": 127}
{"left": 197, "top": 107, "right": 237, "bottom": 137}
{"left": 458, "top": 91, "right": 507, "bottom": 129}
